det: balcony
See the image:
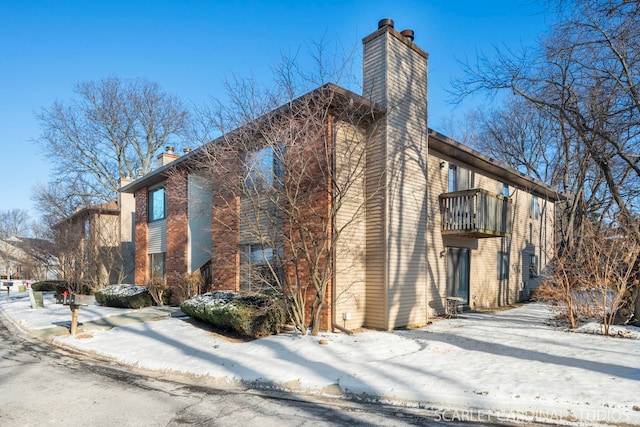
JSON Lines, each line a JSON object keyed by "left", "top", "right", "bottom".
{"left": 439, "top": 189, "right": 512, "bottom": 238}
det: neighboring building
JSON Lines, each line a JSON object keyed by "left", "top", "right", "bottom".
{"left": 0, "top": 236, "right": 58, "bottom": 281}
{"left": 121, "top": 19, "right": 563, "bottom": 331}
{"left": 53, "top": 189, "right": 135, "bottom": 287}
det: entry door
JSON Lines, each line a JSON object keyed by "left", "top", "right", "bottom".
{"left": 447, "top": 248, "right": 470, "bottom": 304}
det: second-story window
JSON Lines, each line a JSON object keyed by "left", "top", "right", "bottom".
{"left": 448, "top": 164, "right": 470, "bottom": 192}
{"left": 148, "top": 187, "right": 166, "bottom": 222}
{"left": 530, "top": 196, "right": 540, "bottom": 219}
{"left": 244, "top": 145, "right": 284, "bottom": 192}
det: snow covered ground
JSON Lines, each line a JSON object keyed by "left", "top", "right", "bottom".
{"left": 1, "top": 290, "right": 639, "bottom": 426}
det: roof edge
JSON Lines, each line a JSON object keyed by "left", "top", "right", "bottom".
{"left": 121, "top": 83, "right": 385, "bottom": 194}
{"left": 428, "top": 128, "right": 567, "bottom": 202}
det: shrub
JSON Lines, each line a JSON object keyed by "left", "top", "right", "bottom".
{"left": 173, "top": 272, "right": 204, "bottom": 302}
{"left": 180, "top": 291, "right": 287, "bottom": 338}
{"left": 95, "top": 284, "right": 155, "bottom": 309}
{"left": 31, "top": 281, "right": 94, "bottom": 295}
{"left": 31, "top": 281, "right": 65, "bottom": 292}
{"left": 537, "top": 219, "right": 640, "bottom": 334}
{"left": 146, "top": 277, "right": 170, "bottom": 306}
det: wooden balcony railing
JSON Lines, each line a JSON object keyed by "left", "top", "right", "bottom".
{"left": 439, "top": 189, "right": 512, "bottom": 238}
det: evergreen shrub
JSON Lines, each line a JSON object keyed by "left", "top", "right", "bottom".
{"left": 95, "top": 284, "right": 169, "bottom": 308}
{"left": 180, "top": 291, "right": 287, "bottom": 338}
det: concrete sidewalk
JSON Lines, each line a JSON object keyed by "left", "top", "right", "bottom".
{"left": 29, "top": 306, "right": 184, "bottom": 341}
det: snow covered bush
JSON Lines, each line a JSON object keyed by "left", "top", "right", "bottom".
{"left": 95, "top": 284, "right": 167, "bottom": 309}
{"left": 180, "top": 291, "right": 287, "bottom": 338}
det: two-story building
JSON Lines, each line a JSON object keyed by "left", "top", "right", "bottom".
{"left": 121, "top": 19, "right": 562, "bottom": 331}
{"left": 53, "top": 185, "right": 135, "bottom": 288}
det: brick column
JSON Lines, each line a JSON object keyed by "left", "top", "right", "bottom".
{"left": 134, "top": 189, "right": 149, "bottom": 284}
{"left": 166, "top": 172, "right": 189, "bottom": 301}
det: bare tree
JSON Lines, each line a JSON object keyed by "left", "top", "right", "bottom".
{"left": 0, "top": 209, "right": 31, "bottom": 279}
{"left": 183, "top": 41, "right": 379, "bottom": 335}
{"left": 35, "top": 77, "right": 189, "bottom": 221}
{"left": 472, "top": 97, "right": 609, "bottom": 248}
{"left": 0, "top": 209, "right": 30, "bottom": 238}
{"left": 450, "top": 0, "right": 640, "bottom": 322}
{"left": 52, "top": 205, "right": 124, "bottom": 292}
{"left": 536, "top": 216, "right": 639, "bottom": 334}
{"left": 189, "top": 85, "right": 380, "bottom": 336}
{"left": 451, "top": 0, "right": 640, "bottom": 242}
{"left": 14, "top": 237, "right": 57, "bottom": 281}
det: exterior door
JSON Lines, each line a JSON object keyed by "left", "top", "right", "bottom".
{"left": 448, "top": 165, "right": 470, "bottom": 192}
{"left": 447, "top": 247, "right": 470, "bottom": 304}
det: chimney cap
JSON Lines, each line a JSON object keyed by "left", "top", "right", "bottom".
{"left": 378, "top": 18, "right": 394, "bottom": 29}
{"left": 400, "top": 29, "right": 415, "bottom": 42}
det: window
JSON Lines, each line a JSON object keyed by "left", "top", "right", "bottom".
{"left": 502, "top": 183, "right": 509, "bottom": 198}
{"left": 497, "top": 252, "right": 509, "bottom": 280}
{"left": 529, "top": 254, "right": 539, "bottom": 278}
{"left": 244, "top": 145, "right": 284, "bottom": 192}
{"left": 149, "top": 252, "right": 166, "bottom": 279}
{"left": 148, "top": 187, "right": 166, "bottom": 222}
{"left": 530, "top": 196, "right": 539, "bottom": 219}
{"left": 448, "top": 164, "right": 470, "bottom": 192}
{"left": 250, "top": 244, "right": 274, "bottom": 265}
{"left": 241, "top": 243, "right": 280, "bottom": 290}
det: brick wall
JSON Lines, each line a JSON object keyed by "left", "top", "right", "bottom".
{"left": 165, "top": 172, "right": 189, "bottom": 302}
{"left": 211, "top": 194, "right": 240, "bottom": 291}
{"left": 210, "top": 146, "right": 241, "bottom": 291}
{"left": 134, "top": 188, "right": 148, "bottom": 284}
{"left": 282, "top": 122, "right": 333, "bottom": 332}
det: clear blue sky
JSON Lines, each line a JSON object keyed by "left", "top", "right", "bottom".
{"left": 0, "top": 0, "right": 550, "bottom": 216}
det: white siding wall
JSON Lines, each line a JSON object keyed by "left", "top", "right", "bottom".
{"left": 119, "top": 178, "right": 135, "bottom": 283}
{"left": 188, "top": 173, "right": 213, "bottom": 273}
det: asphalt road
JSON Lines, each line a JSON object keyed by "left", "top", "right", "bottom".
{"left": 0, "top": 322, "right": 508, "bottom": 427}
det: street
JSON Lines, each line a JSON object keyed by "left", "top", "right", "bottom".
{"left": 0, "top": 323, "right": 494, "bottom": 427}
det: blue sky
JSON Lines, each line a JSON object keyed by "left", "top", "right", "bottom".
{"left": 0, "top": 0, "right": 550, "bottom": 216}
